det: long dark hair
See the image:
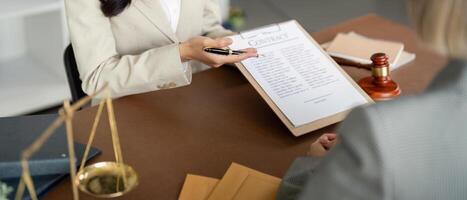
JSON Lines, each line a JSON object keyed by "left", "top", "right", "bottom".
{"left": 100, "top": 0, "right": 132, "bottom": 17}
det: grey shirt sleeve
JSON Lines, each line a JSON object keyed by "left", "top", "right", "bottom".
{"left": 297, "top": 107, "right": 384, "bottom": 200}
{"left": 276, "top": 157, "right": 323, "bottom": 200}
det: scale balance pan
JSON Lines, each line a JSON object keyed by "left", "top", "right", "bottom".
{"left": 76, "top": 162, "right": 139, "bottom": 198}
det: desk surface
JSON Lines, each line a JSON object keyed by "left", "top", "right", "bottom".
{"left": 45, "top": 14, "right": 447, "bottom": 200}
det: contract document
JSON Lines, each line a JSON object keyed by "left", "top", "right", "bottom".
{"left": 229, "top": 21, "right": 372, "bottom": 135}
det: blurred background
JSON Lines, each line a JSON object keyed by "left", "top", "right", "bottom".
{"left": 230, "top": 0, "right": 408, "bottom": 31}
{"left": 0, "top": 0, "right": 409, "bottom": 117}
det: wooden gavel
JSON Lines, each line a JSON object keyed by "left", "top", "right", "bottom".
{"left": 333, "top": 53, "right": 401, "bottom": 101}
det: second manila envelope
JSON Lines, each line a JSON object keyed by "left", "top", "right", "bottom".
{"left": 207, "top": 163, "right": 282, "bottom": 200}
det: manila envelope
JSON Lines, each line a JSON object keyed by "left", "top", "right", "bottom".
{"left": 207, "top": 163, "right": 282, "bottom": 200}
{"left": 178, "top": 174, "right": 219, "bottom": 200}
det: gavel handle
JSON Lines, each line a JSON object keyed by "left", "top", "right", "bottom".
{"left": 331, "top": 56, "right": 372, "bottom": 71}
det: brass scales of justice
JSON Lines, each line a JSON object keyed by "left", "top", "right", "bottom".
{"left": 15, "top": 85, "right": 138, "bottom": 200}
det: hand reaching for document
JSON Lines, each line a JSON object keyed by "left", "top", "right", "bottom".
{"left": 179, "top": 36, "right": 258, "bottom": 68}
{"left": 308, "top": 133, "right": 338, "bottom": 157}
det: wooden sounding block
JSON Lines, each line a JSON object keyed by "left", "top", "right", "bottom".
{"left": 358, "top": 53, "right": 401, "bottom": 101}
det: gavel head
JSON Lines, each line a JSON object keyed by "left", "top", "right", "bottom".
{"left": 371, "top": 53, "right": 389, "bottom": 66}
{"left": 370, "top": 53, "right": 391, "bottom": 85}
{"left": 357, "top": 52, "right": 401, "bottom": 101}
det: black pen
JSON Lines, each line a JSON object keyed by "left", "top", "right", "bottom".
{"left": 203, "top": 47, "right": 247, "bottom": 56}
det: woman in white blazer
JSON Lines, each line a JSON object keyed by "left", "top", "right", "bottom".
{"left": 65, "top": 0, "right": 257, "bottom": 98}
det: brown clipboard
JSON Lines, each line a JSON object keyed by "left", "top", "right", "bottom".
{"left": 233, "top": 20, "right": 374, "bottom": 137}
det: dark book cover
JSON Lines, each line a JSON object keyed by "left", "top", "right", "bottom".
{"left": 0, "top": 114, "right": 101, "bottom": 199}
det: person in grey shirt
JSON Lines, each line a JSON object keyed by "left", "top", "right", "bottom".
{"left": 277, "top": 0, "right": 467, "bottom": 199}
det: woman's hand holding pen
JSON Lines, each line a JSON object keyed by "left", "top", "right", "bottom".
{"left": 179, "top": 36, "right": 258, "bottom": 68}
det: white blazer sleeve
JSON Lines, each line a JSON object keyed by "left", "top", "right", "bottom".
{"left": 65, "top": 0, "right": 190, "bottom": 98}
{"left": 202, "top": 0, "right": 235, "bottom": 38}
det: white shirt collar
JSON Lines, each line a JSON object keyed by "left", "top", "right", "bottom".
{"left": 158, "top": 0, "right": 182, "bottom": 33}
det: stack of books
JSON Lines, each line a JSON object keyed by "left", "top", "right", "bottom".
{"left": 322, "top": 32, "right": 416, "bottom": 70}
{"left": 0, "top": 114, "right": 101, "bottom": 200}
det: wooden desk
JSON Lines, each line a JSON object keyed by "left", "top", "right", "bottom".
{"left": 45, "top": 14, "right": 447, "bottom": 200}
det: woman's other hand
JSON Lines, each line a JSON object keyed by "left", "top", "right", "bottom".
{"left": 179, "top": 36, "right": 257, "bottom": 68}
{"left": 308, "top": 133, "right": 338, "bottom": 157}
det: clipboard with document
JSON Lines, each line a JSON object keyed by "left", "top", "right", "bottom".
{"left": 229, "top": 21, "right": 373, "bottom": 136}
